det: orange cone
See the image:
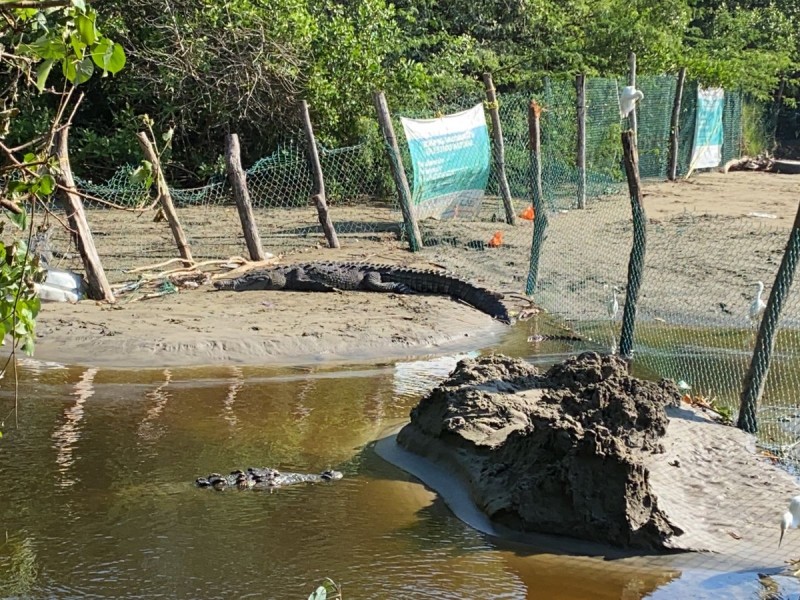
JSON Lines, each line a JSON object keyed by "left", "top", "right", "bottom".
{"left": 488, "top": 231, "right": 504, "bottom": 248}
{"left": 520, "top": 205, "right": 535, "bottom": 220}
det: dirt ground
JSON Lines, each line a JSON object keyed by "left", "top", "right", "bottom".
{"left": 29, "top": 171, "right": 800, "bottom": 369}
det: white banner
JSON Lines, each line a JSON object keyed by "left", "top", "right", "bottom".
{"left": 690, "top": 87, "right": 725, "bottom": 172}
{"left": 400, "top": 104, "right": 490, "bottom": 220}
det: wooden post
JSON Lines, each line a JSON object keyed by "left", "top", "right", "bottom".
{"left": 738, "top": 200, "right": 800, "bottom": 433}
{"left": 224, "top": 133, "right": 267, "bottom": 260}
{"left": 136, "top": 131, "right": 193, "bottom": 264}
{"left": 628, "top": 52, "right": 638, "bottom": 138}
{"left": 372, "top": 91, "right": 424, "bottom": 252}
{"left": 300, "top": 101, "right": 340, "bottom": 249}
{"left": 482, "top": 73, "right": 516, "bottom": 225}
{"left": 576, "top": 73, "right": 587, "bottom": 209}
{"left": 54, "top": 128, "right": 115, "bottom": 302}
{"left": 311, "top": 194, "right": 339, "bottom": 249}
{"left": 668, "top": 67, "right": 686, "bottom": 181}
{"left": 619, "top": 130, "right": 647, "bottom": 359}
{"left": 525, "top": 100, "right": 549, "bottom": 295}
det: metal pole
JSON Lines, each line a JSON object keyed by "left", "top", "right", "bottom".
{"left": 526, "top": 100, "right": 549, "bottom": 294}
{"left": 738, "top": 200, "right": 800, "bottom": 433}
{"left": 619, "top": 130, "right": 647, "bottom": 358}
{"left": 576, "top": 73, "right": 587, "bottom": 209}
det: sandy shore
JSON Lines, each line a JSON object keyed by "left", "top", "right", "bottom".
{"left": 30, "top": 285, "right": 510, "bottom": 368}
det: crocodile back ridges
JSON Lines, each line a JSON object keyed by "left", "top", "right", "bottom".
{"left": 308, "top": 262, "right": 510, "bottom": 324}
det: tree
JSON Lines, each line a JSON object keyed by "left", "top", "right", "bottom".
{"left": 0, "top": 0, "right": 125, "bottom": 431}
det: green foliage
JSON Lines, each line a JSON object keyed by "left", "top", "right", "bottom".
{"left": 0, "top": 229, "right": 43, "bottom": 357}
{"left": 685, "top": 2, "right": 796, "bottom": 99}
{"left": 16, "top": 3, "right": 125, "bottom": 89}
{"left": 6, "top": 0, "right": 797, "bottom": 182}
{"left": 741, "top": 98, "right": 776, "bottom": 156}
{"left": 0, "top": 0, "right": 126, "bottom": 372}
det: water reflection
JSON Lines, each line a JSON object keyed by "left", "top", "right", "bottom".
{"left": 222, "top": 366, "right": 243, "bottom": 429}
{"left": 0, "top": 531, "right": 40, "bottom": 598}
{"left": 136, "top": 368, "right": 172, "bottom": 444}
{"left": 51, "top": 366, "right": 98, "bottom": 488}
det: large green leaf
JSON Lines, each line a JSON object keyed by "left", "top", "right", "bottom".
{"left": 307, "top": 586, "right": 327, "bottom": 600}
{"left": 35, "top": 59, "right": 54, "bottom": 92}
{"left": 91, "top": 39, "right": 126, "bottom": 74}
{"left": 37, "top": 174, "right": 56, "bottom": 195}
{"left": 8, "top": 208, "right": 27, "bottom": 232}
{"left": 20, "top": 35, "right": 66, "bottom": 60}
{"left": 62, "top": 55, "right": 94, "bottom": 85}
{"left": 76, "top": 13, "right": 97, "bottom": 45}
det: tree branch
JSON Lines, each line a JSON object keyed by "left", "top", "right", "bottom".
{"left": 0, "top": 0, "right": 72, "bottom": 9}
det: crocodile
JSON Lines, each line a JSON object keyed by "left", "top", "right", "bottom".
{"left": 213, "top": 262, "right": 510, "bottom": 324}
{"left": 195, "top": 467, "right": 343, "bottom": 491}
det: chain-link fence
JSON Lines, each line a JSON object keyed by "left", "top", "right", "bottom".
{"left": 515, "top": 77, "right": 796, "bottom": 465}
{"left": 37, "top": 72, "right": 797, "bottom": 457}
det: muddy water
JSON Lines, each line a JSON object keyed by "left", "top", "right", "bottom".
{"left": 0, "top": 328, "right": 775, "bottom": 599}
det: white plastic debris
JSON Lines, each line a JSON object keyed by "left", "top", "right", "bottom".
{"left": 34, "top": 267, "right": 86, "bottom": 303}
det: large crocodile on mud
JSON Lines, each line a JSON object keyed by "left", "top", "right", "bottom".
{"left": 196, "top": 467, "right": 343, "bottom": 491}
{"left": 213, "top": 262, "right": 510, "bottom": 324}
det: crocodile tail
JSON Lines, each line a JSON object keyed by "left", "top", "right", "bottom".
{"left": 385, "top": 267, "right": 510, "bottom": 324}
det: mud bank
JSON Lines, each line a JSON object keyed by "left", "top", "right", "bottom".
{"left": 395, "top": 352, "right": 800, "bottom": 556}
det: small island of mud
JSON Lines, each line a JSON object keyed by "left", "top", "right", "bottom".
{"left": 395, "top": 352, "right": 800, "bottom": 556}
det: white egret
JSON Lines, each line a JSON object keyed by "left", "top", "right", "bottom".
{"left": 607, "top": 286, "right": 620, "bottom": 320}
{"left": 749, "top": 281, "right": 767, "bottom": 323}
{"left": 605, "top": 285, "right": 620, "bottom": 354}
{"left": 619, "top": 86, "right": 644, "bottom": 119}
{"left": 780, "top": 495, "right": 800, "bottom": 546}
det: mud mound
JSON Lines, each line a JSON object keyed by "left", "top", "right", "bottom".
{"left": 397, "top": 351, "right": 685, "bottom": 550}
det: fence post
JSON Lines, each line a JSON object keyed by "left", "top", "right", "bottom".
{"left": 482, "top": 73, "right": 517, "bottom": 225}
{"left": 576, "top": 73, "right": 587, "bottom": 209}
{"left": 628, "top": 52, "right": 638, "bottom": 138}
{"left": 224, "top": 133, "right": 267, "bottom": 260}
{"left": 738, "top": 200, "right": 800, "bottom": 433}
{"left": 668, "top": 67, "right": 686, "bottom": 181}
{"left": 619, "top": 130, "right": 646, "bottom": 359}
{"left": 526, "top": 100, "right": 549, "bottom": 294}
{"left": 300, "top": 100, "right": 340, "bottom": 249}
{"left": 136, "top": 131, "right": 193, "bottom": 264}
{"left": 372, "top": 91, "right": 423, "bottom": 252}
{"left": 54, "top": 128, "right": 115, "bottom": 302}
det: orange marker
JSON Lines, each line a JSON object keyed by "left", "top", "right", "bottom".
{"left": 488, "top": 231, "right": 503, "bottom": 248}
{"left": 520, "top": 205, "right": 535, "bottom": 220}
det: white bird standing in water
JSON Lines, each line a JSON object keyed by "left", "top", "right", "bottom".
{"left": 606, "top": 285, "right": 620, "bottom": 354}
{"left": 780, "top": 495, "right": 800, "bottom": 546}
{"left": 607, "top": 286, "right": 619, "bottom": 320}
{"left": 749, "top": 281, "right": 767, "bottom": 323}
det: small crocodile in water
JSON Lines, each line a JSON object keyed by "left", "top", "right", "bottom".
{"left": 213, "top": 262, "right": 510, "bottom": 324}
{"left": 195, "top": 467, "right": 343, "bottom": 491}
